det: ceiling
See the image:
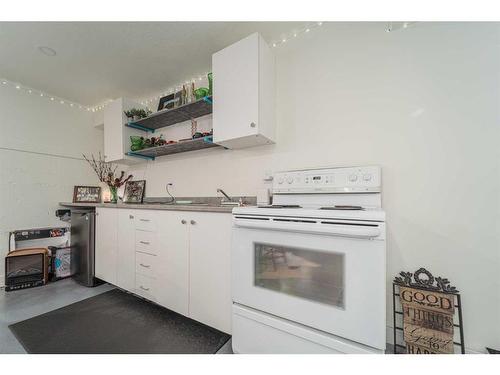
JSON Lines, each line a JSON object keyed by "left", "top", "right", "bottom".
{"left": 0, "top": 22, "right": 309, "bottom": 106}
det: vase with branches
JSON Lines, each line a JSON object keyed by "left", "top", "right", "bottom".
{"left": 83, "top": 153, "right": 133, "bottom": 203}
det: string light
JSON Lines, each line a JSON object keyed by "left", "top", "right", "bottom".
{"left": 385, "top": 21, "right": 416, "bottom": 33}
{"left": 0, "top": 78, "right": 88, "bottom": 111}
{"left": 2, "top": 23, "right": 327, "bottom": 114}
{"left": 270, "top": 22, "right": 322, "bottom": 49}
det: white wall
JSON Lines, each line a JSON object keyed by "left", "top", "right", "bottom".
{"left": 0, "top": 84, "right": 102, "bottom": 282}
{"left": 128, "top": 22, "right": 500, "bottom": 352}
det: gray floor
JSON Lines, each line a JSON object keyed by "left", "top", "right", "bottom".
{"left": 0, "top": 279, "right": 114, "bottom": 353}
{"left": 0, "top": 279, "right": 232, "bottom": 354}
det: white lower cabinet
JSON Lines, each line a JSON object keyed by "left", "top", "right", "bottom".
{"left": 95, "top": 207, "right": 118, "bottom": 284}
{"left": 135, "top": 273, "right": 157, "bottom": 302}
{"left": 156, "top": 211, "right": 190, "bottom": 316}
{"left": 189, "top": 212, "right": 232, "bottom": 333}
{"left": 95, "top": 207, "right": 232, "bottom": 334}
{"left": 116, "top": 210, "right": 136, "bottom": 291}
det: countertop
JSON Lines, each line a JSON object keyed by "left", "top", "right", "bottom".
{"left": 59, "top": 202, "right": 235, "bottom": 213}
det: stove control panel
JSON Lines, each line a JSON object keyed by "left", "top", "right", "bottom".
{"left": 273, "top": 166, "right": 381, "bottom": 194}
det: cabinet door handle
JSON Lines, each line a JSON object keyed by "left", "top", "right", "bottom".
{"left": 181, "top": 219, "right": 187, "bottom": 224}
{"left": 139, "top": 286, "right": 150, "bottom": 291}
{"left": 139, "top": 219, "right": 150, "bottom": 222}
{"left": 190, "top": 220, "right": 196, "bottom": 225}
{"left": 250, "top": 122, "right": 256, "bottom": 128}
{"left": 139, "top": 241, "right": 150, "bottom": 245}
{"left": 139, "top": 263, "right": 150, "bottom": 268}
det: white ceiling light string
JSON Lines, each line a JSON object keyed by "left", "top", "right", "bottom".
{"left": 0, "top": 78, "right": 92, "bottom": 112}
{"left": 2, "top": 23, "right": 326, "bottom": 114}
{"left": 97, "top": 22, "right": 326, "bottom": 112}
{"left": 271, "top": 21, "right": 323, "bottom": 48}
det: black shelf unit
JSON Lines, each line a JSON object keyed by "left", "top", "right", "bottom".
{"left": 125, "top": 96, "right": 212, "bottom": 132}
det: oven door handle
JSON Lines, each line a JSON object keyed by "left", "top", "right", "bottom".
{"left": 234, "top": 218, "right": 381, "bottom": 238}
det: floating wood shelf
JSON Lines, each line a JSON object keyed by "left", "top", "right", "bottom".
{"left": 126, "top": 136, "right": 221, "bottom": 160}
{"left": 126, "top": 96, "right": 212, "bottom": 131}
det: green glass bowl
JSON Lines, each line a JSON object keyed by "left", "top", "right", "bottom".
{"left": 130, "top": 136, "right": 144, "bottom": 151}
{"left": 194, "top": 87, "right": 209, "bottom": 100}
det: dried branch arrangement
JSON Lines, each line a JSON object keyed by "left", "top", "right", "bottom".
{"left": 83, "top": 153, "right": 133, "bottom": 188}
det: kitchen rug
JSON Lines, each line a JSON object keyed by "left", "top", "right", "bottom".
{"left": 9, "top": 288, "right": 231, "bottom": 354}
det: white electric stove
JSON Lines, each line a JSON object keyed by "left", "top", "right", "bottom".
{"left": 231, "top": 166, "right": 386, "bottom": 354}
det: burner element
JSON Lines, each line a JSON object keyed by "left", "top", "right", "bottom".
{"left": 319, "top": 205, "right": 364, "bottom": 211}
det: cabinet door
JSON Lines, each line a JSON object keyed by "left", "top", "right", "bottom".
{"left": 116, "top": 209, "right": 136, "bottom": 291}
{"left": 95, "top": 207, "right": 118, "bottom": 284}
{"left": 103, "top": 98, "right": 145, "bottom": 164}
{"left": 213, "top": 33, "right": 259, "bottom": 145}
{"left": 188, "top": 212, "right": 232, "bottom": 333}
{"left": 156, "top": 211, "right": 190, "bottom": 316}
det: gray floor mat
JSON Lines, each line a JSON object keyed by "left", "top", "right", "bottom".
{"left": 9, "top": 288, "right": 230, "bottom": 354}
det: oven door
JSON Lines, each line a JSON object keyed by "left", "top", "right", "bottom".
{"left": 232, "top": 215, "right": 386, "bottom": 350}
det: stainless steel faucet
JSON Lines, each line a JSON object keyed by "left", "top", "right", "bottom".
{"left": 217, "top": 188, "right": 232, "bottom": 202}
{"left": 217, "top": 189, "right": 243, "bottom": 206}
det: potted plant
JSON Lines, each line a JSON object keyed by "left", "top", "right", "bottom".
{"left": 83, "top": 153, "right": 133, "bottom": 203}
{"left": 125, "top": 108, "right": 151, "bottom": 122}
{"left": 124, "top": 110, "right": 134, "bottom": 123}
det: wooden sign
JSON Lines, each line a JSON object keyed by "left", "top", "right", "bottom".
{"left": 395, "top": 268, "right": 459, "bottom": 354}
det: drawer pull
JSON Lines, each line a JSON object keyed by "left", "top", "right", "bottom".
{"left": 190, "top": 220, "right": 196, "bottom": 225}
{"left": 139, "top": 241, "right": 150, "bottom": 245}
{"left": 181, "top": 219, "right": 187, "bottom": 224}
{"left": 139, "top": 286, "right": 150, "bottom": 291}
{"left": 129, "top": 215, "right": 134, "bottom": 219}
{"left": 139, "top": 219, "right": 150, "bottom": 222}
{"left": 139, "top": 263, "right": 150, "bottom": 268}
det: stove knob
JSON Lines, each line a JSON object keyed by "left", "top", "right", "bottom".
{"left": 286, "top": 176, "right": 293, "bottom": 184}
{"left": 363, "top": 173, "right": 372, "bottom": 181}
{"left": 349, "top": 174, "right": 358, "bottom": 182}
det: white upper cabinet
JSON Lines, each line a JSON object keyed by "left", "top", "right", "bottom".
{"left": 212, "top": 33, "right": 276, "bottom": 149}
{"left": 103, "top": 98, "right": 146, "bottom": 164}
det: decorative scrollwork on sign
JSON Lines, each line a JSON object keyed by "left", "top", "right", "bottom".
{"left": 394, "top": 268, "right": 458, "bottom": 293}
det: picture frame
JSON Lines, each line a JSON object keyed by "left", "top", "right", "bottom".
{"left": 157, "top": 93, "right": 176, "bottom": 111}
{"left": 73, "top": 186, "right": 101, "bottom": 203}
{"left": 123, "top": 180, "right": 146, "bottom": 204}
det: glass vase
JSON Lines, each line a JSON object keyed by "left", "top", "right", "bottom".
{"left": 109, "top": 186, "right": 118, "bottom": 204}
{"left": 208, "top": 72, "right": 213, "bottom": 96}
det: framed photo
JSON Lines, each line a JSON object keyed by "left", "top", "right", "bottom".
{"left": 157, "top": 93, "right": 176, "bottom": 111}
{"left": 123, "top": 180, "right": 146, "bottom": 204}
{"left": 73, "top": 186, "right": 101, "bottom": 203}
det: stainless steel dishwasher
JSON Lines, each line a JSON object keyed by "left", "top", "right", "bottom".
{"left": 70, "top": 208, "right": 100, "bottom": 287}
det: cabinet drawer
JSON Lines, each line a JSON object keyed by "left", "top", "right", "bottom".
{"left": 135, "top": 230, "right": 157, "bottom": 255}
{"left": 135, "top": 251, "right": 157, "bottom": 278}
{"left": 135, "top": 212, "right": 157, "bottom": 232}
{"left": 135, "top": 273, "right": 157, "bottom": 302}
